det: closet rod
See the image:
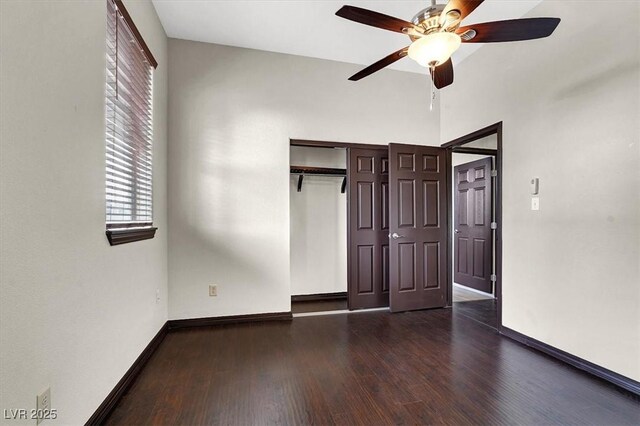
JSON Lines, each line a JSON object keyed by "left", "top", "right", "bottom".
{"left": 291, "top": 166, "right": 347, "bottom": 193}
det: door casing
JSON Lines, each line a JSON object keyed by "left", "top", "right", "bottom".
{"left": 453, "top": 157, "right": 493, "bottom": 293}
{"left": 441, "top": 122, "right": 503, "bottom": 330}
{"left": 290, "top": 139, "right": 390, "bottom": 311}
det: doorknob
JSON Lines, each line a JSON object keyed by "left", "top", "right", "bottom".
{"left": 390, "top": 232, "right": 404, "bottom": 239}
{"left": 455, "top": 229, "right": 460, "bottom": 233}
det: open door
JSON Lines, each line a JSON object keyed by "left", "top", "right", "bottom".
{"left": 388, "top": 144, "right": 448, "bottom": 312}
{"left": 347, "top": 147, "right": 389, "bottom": 309}
{"left": 454, "top": 157, "right": 493, "bottom": 293}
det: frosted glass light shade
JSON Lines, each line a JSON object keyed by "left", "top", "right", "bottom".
{"left": 408, "top": 32, "right": 462, "bottom": 67}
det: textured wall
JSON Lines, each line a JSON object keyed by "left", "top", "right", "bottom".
{"left": 167, "top": 39, "right": 440, "bottom": 320}
{"left": 440, "top": 0, "right": 640, "bottom": 380}
{"left": 0, "top": 0, "right": 168, "bottom": 422}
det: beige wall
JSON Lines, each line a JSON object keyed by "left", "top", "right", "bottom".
{"left": 3, "top": 3, "right": 637, "bottom": 421}
{"left": 290, "top": 147, "right": 347, "bottom": 296}
{"left": 167, "top": 39, "right": 440, "bottom": 320}
{"left": 441, "top": 0, "right": 640, "bottom": 380}
{"left": 0, "top": 0, "right": 168, "bottom": 422}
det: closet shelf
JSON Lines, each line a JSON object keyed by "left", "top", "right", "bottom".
{"left": 290, "top": 166, "right": 347, "bottom": 193}
{"left": 290, "top": 166, "right": 346, "bottom": 176}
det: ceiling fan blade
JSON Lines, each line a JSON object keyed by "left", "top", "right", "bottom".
{"left": 336, "top": 5, "right": 419, "bottom": 34}
{"left": 457, "top": 18, "right": 561, "bottom": 43}
{"left": 348, "top": 47, "right": 409, "bottom": 81}
{"left": 442, "top": 0, "right": 484, "bottom": 23}
{"left": 430, "top": 59, "right": 454, "bottom": 89}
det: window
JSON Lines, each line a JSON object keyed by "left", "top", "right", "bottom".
{"left": 105, "top": 0, "right": 158, "bottom": 245}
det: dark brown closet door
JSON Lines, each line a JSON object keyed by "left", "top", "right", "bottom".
{"left": 388, "top": 144, "right": 448, "bottom": 312}
{"left": 454, "top": 157, "right": 493, "bottom": 293}
{"left": 347, "top": 148, "right": 389, "bottom": 309}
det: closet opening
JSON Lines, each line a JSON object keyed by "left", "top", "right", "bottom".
{"left": 289, "top": 143, "right": 349, "bottom": 315}
{"left": 289, "top": 139, "right": 392, "bottom": 316}
{"left": 290, "top": 139, "right": 452, "bottom": 316}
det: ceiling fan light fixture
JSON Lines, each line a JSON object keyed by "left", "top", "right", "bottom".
{"left": 408, "top": 32, "right": 461, "bottom": 67}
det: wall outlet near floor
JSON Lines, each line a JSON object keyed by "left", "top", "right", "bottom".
{"left": 36, "top": 388, "right": 50, "bottom": 424}
{"left": 209, "top": 285, "right": 217, "bottom": 297}
{"left": 531, "top": 197, "right": 540, "bottom": 211}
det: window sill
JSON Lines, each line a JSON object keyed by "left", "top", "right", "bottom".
{"left": 106, "top": 227, "right": 157, "bottom": 246}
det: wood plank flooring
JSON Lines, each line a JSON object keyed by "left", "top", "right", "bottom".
{"left": 452, "top": 285, "right": 493, "bottom": 303}
{"left": 454, "top": 299, "right": 498, "bottom": 330}
{"left": 105, "top": 309, "right": 639, "bottom": 425}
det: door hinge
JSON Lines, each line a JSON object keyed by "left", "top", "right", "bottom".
{"left": 491, "top": 170, "right": 498, "bottom": 177}
{"left": 490, "top": 274, "right": 497, "bottom": 282}
{"left": 490, "top": 222, "right": 497, "bottom": 230}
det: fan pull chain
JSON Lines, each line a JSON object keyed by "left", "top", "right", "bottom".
{"left": 429, "top": 65, "right": 436, "bottom": 112}
{"left": 431, "top": 85, "right": 436, "bottom": 112}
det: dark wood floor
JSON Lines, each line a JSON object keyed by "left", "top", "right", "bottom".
{"left": 106, "top": 309, "right": 639, "bottom": 425}
{"left": 292, "top": 299, "right": 348, "bottom": 314}
{"left": 452, "top": 285, "right": 492, "bottom": 302}
{"left": 454, "top": 299, "right": 497, "bottom": 329}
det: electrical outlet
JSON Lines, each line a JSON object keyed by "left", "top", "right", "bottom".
{"left": 209, "top": 285, "right": 217, "bottom": 297}
{"left": 36, "top": 388, "right": 50, "bottom": 425}
{"left": 156, "top": 289, "right": 160, "bottom": 304}
{"left": 531, "top": 197, "right": 540, "bottom": 211}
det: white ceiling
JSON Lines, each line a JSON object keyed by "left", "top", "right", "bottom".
{"left": 152, "top": 0, "right": 543, "bottom": 74}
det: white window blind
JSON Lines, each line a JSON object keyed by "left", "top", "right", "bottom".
{"left": 105, "top": 0, "right": 154, "bottom": 226}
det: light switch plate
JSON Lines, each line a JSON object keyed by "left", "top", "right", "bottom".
{"left": 531, "top": 197, "right": 540, "bottom": 211}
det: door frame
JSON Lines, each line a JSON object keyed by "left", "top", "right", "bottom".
{"left": 453, "top": 156, "right": 494, "bottom": 294}
{"left": 291, "top": 139, "right": 387, "bottom": 150}
{"left": 441, "top": 122, "right": 503, "bottom": 330}
{"left": 290, "top": 139, "right": 389, "bottom": 311}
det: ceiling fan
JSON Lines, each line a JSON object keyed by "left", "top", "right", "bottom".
{"left": 336, "top": 0, "right": 560, "bottom": 88}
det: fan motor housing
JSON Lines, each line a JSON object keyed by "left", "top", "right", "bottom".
{"left": 410, "top": 5, "right": 461, "bottom": 40}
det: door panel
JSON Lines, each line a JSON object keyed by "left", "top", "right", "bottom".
{"left": 357, "top": 246, "right": 374, "bottom": 294}
{"left": 382, "top": 245, "right": 390, "bottom": 292}
{"left": 357, "top": 182, "right": 373, "bottom": 229}
{"left": 423, "top": 181, "right": 439, "bottom": 226}
{"left": 423, "top": 242, "right": 440, "bottom": 288}
{"left": 458, "top": 238, "right": 468, "bottom": 273}
{"left": 382, "top": 182, "right": 389, "bottom": 229}
{"left": 348, "top": 148, "right": 389, "bottom": 309}
{"left": 454, "top": 157, "right": 493, "bottom": 293}
{"left": 389, "top": 144, "right": 448, "bottom": 312}
{"left": 398, "top": 180, "right": 416, "bottom": 227}
{"left": 398, "top": 243, "right": 416, "bottom": 291}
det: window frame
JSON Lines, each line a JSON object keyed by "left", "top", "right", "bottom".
{"left": 104, "top": 0, "right": 158, "bottom": 246}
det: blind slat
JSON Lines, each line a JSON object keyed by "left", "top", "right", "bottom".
{"left": 107, "top": 130, "right": 153, "bottom": 159}
{"left": 105, "top": 0, "right": 154, "bottom": 224}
